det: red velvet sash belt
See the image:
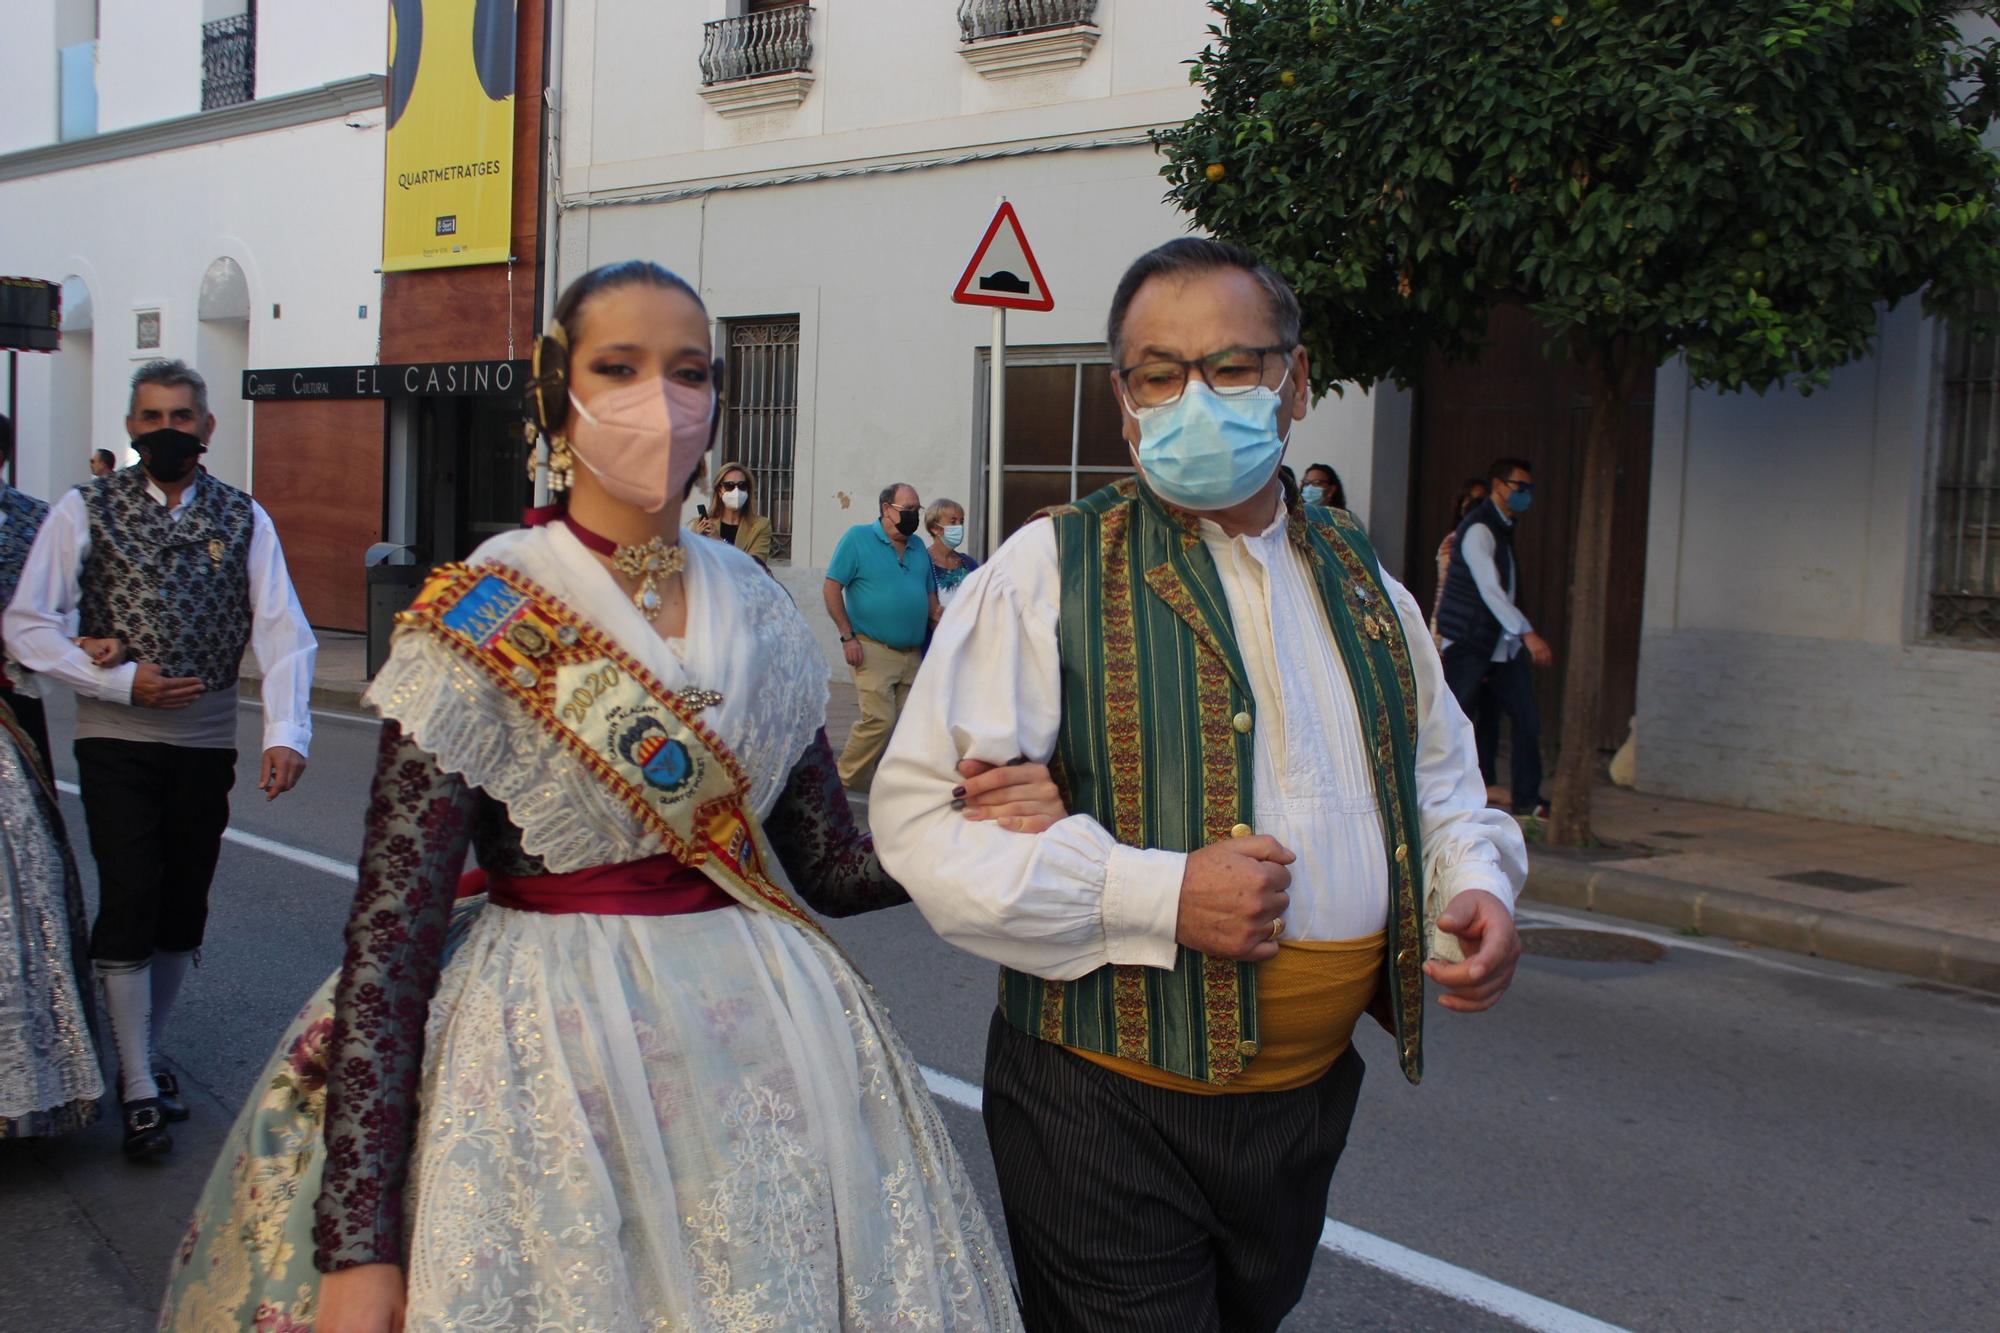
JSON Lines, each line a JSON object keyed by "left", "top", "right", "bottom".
{"left": 487, "top": 853, "right": 737, "bottom": 917}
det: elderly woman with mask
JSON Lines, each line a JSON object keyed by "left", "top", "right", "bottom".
{"left": 924, "top": 496, "right": 981, "bottom": 609}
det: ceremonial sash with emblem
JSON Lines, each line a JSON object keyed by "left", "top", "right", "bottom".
{"left": 397, "top": 561, "right": 826, "bottom": 938}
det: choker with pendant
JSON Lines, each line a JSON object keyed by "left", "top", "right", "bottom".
{"left": 562, "top": 513, "right": 686, "bottom": 621}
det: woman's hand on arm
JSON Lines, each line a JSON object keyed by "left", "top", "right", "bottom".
{"left": 954, "top": 759, "right": 1068, "bottom": 834}
{"left": 317, "top": 1262, "right": 406, "bottom": 1333}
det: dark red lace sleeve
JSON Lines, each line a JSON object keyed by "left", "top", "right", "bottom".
{"left": 764, "top": 728, "right": 910, "bottom": 917}
{"left": 313, "top": 720, "right": 475, "bottom": 1273}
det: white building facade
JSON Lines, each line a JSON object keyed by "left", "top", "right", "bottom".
{"left": 0, "top": 0, "right": 386, "bottom": 503}
{"left": 549, "top": 0, "right": 1997, "bottom": 845}
{"left": 1636, "top": 304, "right": 2000, "bottom": 844}
{"left": 549, "top": 0, "right": 1382, "bottom": 659}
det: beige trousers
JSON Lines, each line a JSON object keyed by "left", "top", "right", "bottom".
{"left": 837, "top": 636, "right": 923, "bottom": 791}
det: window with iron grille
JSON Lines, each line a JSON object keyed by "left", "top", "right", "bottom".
{"left": 719, "top": 318, "right": 801, "bottom": 562}
{"left": 959, "top": 0, "right": 1098, "bottom": 42}
{"left": 974, "top": 345, "right": 1129, "bottom": 545}
{"left": 1933, "top": 296, "right": 2000, "bottom": 642}
{"left": 201, "top": 6, "right": 255, "bottom": 111}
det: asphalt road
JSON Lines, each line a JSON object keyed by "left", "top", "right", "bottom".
{"left": 1, "top": 694, "right": 1994, "bottom": 1331}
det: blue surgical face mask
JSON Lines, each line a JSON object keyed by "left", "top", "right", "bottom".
{"left": 1506, "top": 488, "right": 1532, "bottom": 515}
{"left": 940, "top": 524, "right": 965, "bottom": 549}
{"left": 1300, "top": 483, "right": 1326, "bottom": 507}
{"left": 1130, "top": 376, "right": 1288, "bottom": 511}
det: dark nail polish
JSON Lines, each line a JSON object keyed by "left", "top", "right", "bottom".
{"left": 951, "top": 798, "right": 966, "bottom": 811}
{"left": 951, "top": 785, "right": 967, "bottom": 799}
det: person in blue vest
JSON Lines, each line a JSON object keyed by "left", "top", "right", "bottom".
{"left": 1435, "top": 457, "right": 1553, "bottom": 817}
{"left": 872, "top": 237, "right": 1527, "bottom": 1331}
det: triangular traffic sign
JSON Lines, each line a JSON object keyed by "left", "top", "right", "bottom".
{"left": 951, "top": 201, "right": 1055, "bottom": 311}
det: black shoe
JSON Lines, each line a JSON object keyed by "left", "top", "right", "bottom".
{"left": 152, "top": 1069, "right": 190, "bottom": 1123}
{"left": 121, "top": 1098, "right": 173, "bottom": 1158}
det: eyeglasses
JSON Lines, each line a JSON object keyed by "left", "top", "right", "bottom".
{"left": 1114, "top": 345, "right": 1294, "bottom": 410}
{"left": 1499, "top": 478, "right": 1535, "bottom": 493}
{"left": 885, "top": 502, "right": 920, "bottom": 514}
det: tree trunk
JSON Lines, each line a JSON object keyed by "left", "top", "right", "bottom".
{"left": 1547, "top": 343, "right": 1636, "bottom": 847}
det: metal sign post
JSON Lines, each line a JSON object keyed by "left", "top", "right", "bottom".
{"left": 988, "top": 306, "right": 1005, "bottom": 556}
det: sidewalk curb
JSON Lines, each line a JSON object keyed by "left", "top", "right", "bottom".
{"left": 1524, "top": 853, "right": 2000, "bottom": 996}
{"left": 238, "top": 677, "right": 370, "bottom": 714}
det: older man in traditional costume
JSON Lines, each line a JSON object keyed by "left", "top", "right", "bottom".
{"left": 5, "top": 359, "right": 315, "bottom": 1159}
{"left": 873, "top": 238, "right": 1528, "bottom": 1331}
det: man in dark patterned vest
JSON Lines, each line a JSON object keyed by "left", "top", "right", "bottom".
{"left": 873, "top": 239, "right": 1529, "bottom": 1330}
{"left": 0, "top": 413, "right": 55, "bottom": 773}
{"left": 5, "top": 360, "right": 317, "bottom": 1159}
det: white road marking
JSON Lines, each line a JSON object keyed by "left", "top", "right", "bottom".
{"left": 1313, "top": 1218, "right": 1629, "bottom": 1333}
{"left": 44, "top": 810, "right": 1627, "bottom": 1330}
{"left": 919, "top": 1063, "right": 1627, "bottom": 1332}
{"left": 54, "top": 780, "right": 358, "bottom": 882}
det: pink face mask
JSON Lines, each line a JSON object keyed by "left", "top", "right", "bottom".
{"left": 566, "top": 377, "right": 714, "bottom": 513}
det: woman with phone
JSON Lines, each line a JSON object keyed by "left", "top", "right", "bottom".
{"left": 692, "top": 459, "right": 773, "bottom": 564}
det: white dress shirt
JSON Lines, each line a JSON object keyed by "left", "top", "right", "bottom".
{"left": 870, "top": 496, "right": 1526, "bottom": 982}
{"left": 1448, "top": 507, "right": 1532, "bottom": 662}
{"left": 3, "top": 476, "right": 316, "bottom": 754}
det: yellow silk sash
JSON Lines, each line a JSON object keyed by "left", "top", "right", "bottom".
{"left": 1070, "top": 932, "right": 1385, "bottom": 1095}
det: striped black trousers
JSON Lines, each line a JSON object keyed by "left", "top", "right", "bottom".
{"left": 983, "top": 1008, "right": 1366, "bottom": 1333}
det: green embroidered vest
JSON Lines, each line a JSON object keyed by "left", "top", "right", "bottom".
{"left": 998, "top": 478, "right": 1431, "bottom": 1085}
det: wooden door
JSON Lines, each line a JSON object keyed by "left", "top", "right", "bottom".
{"left": 1406, "top": 305, "right": 1653, "bottom": 752}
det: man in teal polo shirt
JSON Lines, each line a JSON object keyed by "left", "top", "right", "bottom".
{"left": 823, "top": 481, "right": 941, "bottom": 789}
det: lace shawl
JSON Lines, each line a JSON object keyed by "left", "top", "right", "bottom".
{"left": 362, "top": 526, "right": 829, "bottom": 871}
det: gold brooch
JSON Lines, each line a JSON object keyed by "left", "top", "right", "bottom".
{"left": 207, "top": 538, "right": 224, "bottom": 566}
{"left": 610, "top": 537, "right": 688, "bottom": 621}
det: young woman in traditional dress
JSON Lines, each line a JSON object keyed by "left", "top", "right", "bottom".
{"left": 162, "top": 261, "right": 1062, "bottom": 1331}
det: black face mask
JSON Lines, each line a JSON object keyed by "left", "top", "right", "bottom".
{"left": 134, "top": 428, "right": 206, "bottom": 484}
{"left": 892, "top": 507, "right": 921, "bottom": 537}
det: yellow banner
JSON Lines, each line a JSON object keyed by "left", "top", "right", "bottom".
{"left": 382, "top": 0, "right": 516, "bottom": 272}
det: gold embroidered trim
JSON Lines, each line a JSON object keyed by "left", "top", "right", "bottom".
{"left": 1098, "top": 504, "right": 1153, "bottom": 1063}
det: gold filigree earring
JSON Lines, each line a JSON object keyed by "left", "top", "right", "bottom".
{"left": 546, "top": 433, "right": 575, "bottom": 493}
{"left": 523, "top": 421, "right": 576, "bottom": 493}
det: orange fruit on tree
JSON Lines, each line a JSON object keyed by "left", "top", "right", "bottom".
{"left": 1206, "top": 162, "right": 1227, "bottom": 182}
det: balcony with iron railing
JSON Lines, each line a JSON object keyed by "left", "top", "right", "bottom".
{"left": 699, "top": 4, "right": 815, "bottom": 117}
{"left": 201, "top": 10, "right": 256, "bottom": 111}
{"left": 957, "top": 0, "right": 1100, "bottom": 79}
{"left": 959, "top": 0, "right": 1097, "bottom": 41}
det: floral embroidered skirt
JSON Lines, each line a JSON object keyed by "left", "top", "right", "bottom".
{"left": 161, "top": 900, "right": 1019, "bottom": 1331}
{"left": 0, "top": 725, "right": 101, "bottom": 1141}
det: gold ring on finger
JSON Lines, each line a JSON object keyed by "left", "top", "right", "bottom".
{"left": 1268, "top": 916, "right": 1284, "bottom": 942}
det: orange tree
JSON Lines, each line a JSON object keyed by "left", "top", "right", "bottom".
{"left": 1158, "top": 0, "right": 2000, "bottom": 844}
